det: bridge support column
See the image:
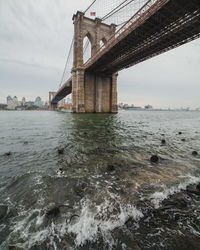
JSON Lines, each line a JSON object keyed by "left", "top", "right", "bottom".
{"left": 111, "top": 73, "right": 118, "bottom": 113}
{"left": 72, "top": 72, "right": 118, "bottom": 113}
{"left": 49, "top": 92, "right": 57, "bottom": 110}
{"left": 72, "top": 71, "right": 77, "bottom": 112}
{"left": 72, "top": 69, "right": 85, "bottom": 113}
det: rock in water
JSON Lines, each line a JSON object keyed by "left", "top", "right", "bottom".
{"left": 178, "top": 132, "right": 182, "bottom": 135}
{"left": 161, "top": 139, "right": 166, "bottom": 144}
{"left": 196, "top": 183, "right": 200, "bottom": 191}
{"left": 150, "top": 155, "right": 159, "bottom": 163}
{"left": 107, "top": 165, "right": 115, "bottom": 172}
{"left": 9, "top": 246, "right": 25, "bottom": 250}
{"left": 46, "top": 206, "right": 60, "bottom": 218}
{"left": 58, "top": 148, "right": 64, "bottom": 155}
{"left": 192, "top": 151, "right": 198, "bottom": 156}
{"left": 5, "top": 152, "right": 11, "bottom": 156}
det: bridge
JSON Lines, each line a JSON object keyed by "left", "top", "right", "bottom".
{"left": 49, "top": 0, "right": 200, "bottom": 113}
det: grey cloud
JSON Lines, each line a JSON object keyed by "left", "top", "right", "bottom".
{"left": 0, "top": 0, "right": 199, "bottom": 108}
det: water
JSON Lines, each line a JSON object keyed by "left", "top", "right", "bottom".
{"left": 0, "top": 110, "right": 200, "bottom": 250}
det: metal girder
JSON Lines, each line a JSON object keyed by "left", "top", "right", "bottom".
{"left": 85, "top": 0, "right": 200, "bottom": 75}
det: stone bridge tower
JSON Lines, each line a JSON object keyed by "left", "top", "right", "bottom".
{"left": 72, "top": 11, "right": 118, "bottom": 113}
{"left": 49, "top": 91, "right": 57, "bottom": 110}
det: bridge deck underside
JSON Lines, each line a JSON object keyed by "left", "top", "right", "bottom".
{"left": 86, "top": 0, "right": 200, "bottom": 75}
{"left": 51, "top": 79, "right": 72, "bottom": 104}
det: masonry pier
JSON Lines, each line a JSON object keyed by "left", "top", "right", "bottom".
{"left": 72, "top": 11, "right": 118, "bottom": 113}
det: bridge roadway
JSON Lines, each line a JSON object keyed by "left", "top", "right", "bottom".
{"left": 51, "top": 0, "right": 200, "bottom": 105}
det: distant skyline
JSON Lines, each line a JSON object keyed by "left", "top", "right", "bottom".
{"left": 0, "top": 0, "right": 200, "bottom": 109}
{"left": 3, "top": 95, "right": 47, "bottom": 103}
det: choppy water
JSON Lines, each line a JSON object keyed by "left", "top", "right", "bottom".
{"left": 0, "top": 110, "right": 200, "bottom": 250}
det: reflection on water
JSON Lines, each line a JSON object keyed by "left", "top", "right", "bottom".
{"left": 0, "top": 110, "right": 200, "bottom": 249}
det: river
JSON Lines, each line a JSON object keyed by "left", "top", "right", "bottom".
{"left": 0, "top": 110, "right": 200, "bottom": 250}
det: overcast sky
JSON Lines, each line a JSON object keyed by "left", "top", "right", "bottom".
{"left": 0, "top": 0, "right": 200, "bottom": 108}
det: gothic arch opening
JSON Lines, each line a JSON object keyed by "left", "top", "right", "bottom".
{"left": 83, "top": 32, "right": 93, "bottom": 64}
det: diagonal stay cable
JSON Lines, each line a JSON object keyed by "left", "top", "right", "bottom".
{"left": 59, "top": 37, "right": 74, "bottom": 88}
{"left": 84, "top": 0, "right": 98, "bottom": 14}
{"left": 102, "top": 0, "right": 130, "bottom": 21}
{"left": 102, "top": 0, "right": 138, "bottom": 21}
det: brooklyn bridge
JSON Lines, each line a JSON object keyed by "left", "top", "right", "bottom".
{"left": 49, "top": 0, "right": 200, "bottom": 113}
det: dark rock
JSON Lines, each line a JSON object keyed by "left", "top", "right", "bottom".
{"left": 196, "top": 183, "right": 200, "bottom": 191}
{"left": 0, "top": 205, "right": 8, "bottom": 219}
{"left": 150, "top": 155, "right": 159, "bottom": 163}
{"left": 5, "top": 152, "right": 11, "bottom": 156}
{"left": 161, "top": 139, "right": 166, "bottom": 144}
{"left": 58, "top": 168, "right": 64, "bottom": 173}
{"left": 162, "top": 197, "right": 188, "bottom": 209}
{"left": 24, "top": 141, "right": 28, "bottom": 144}
{"left": 192, "top": 151, "right": 198, "bottom": 156}
{"left": 186, "top": 189, "right": 200, "bottom": 196}
{"left": 169, "top": 235, "right": 200, "bottom": 250}
{"left": 58, "top": 148, "right": 64, "bottom": 155}
{"left": 9, "top": 246, "right": 24, "bottom": 250}
{"left": 83, "top": 132, "right": 87, "bottom": 135}
{"left": 178, "top": 132, "right": 182, "bottom": 135}
{"left": 107, "top": 165, "right": 115, "bottom": 172}
{"left": 46, "top": 206, "right": 60, "bottom": 218}
{"left": 181, "top": 138, "right": 186, "bottom": 142}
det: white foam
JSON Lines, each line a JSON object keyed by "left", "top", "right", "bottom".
{"left": 67, "top": 197, "right": 143, "bottom": 247}
{"left": 150, "top": 174, "right": 200, "bottom": 208}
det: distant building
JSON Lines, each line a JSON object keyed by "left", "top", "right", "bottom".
{"left": 25, "top": 101, "right": 35, "bottom": 106}
{"left": 34, "top": 96, "right": 43, "bottom": 108}
{"left": 7, "top": 96, "right": 19, "bottom": 110}
{"left": 44, "top": 101, "right": 48, "bottom": 108}
{"left": 0, "top": 104, "right": 7, "bottom": 110}
{"left": 66, "top": 97, "right": 71, "bottom": 104}
{"left": 7, "top": 96, "right": 12, "bottom": 104}
{"left": 22, "top": 97, "right": 26, "bottom": 106}
{"left": 144, "top": 104, "right": 153, "bottom": 109}
{"left": 58, "top": 99, "right": 65, "bottom": 108}
{"left": 13, "top": 96, "right": 19, "bottom": 106}
{"left": 64, "top": 103, "right": 72, "bottom": 109}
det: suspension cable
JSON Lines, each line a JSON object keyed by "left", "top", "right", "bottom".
{"left": 84, "top": 0, "right": 98, "bottom": 14}
{"left": 83, "top": 38, "right": 90, "bottom": 54}
{"left": 102, "top": 0, "right": 137, "bottom": 21}
{"left": 102, "top": 0, "right": 130, "bottom": 21}
{"left": 59, "top": 37, "right": 74, "bottom": 88}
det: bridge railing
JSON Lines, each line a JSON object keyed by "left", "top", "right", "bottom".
{"left": 84, "top": 0, "right": 169, "bottom": 69}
